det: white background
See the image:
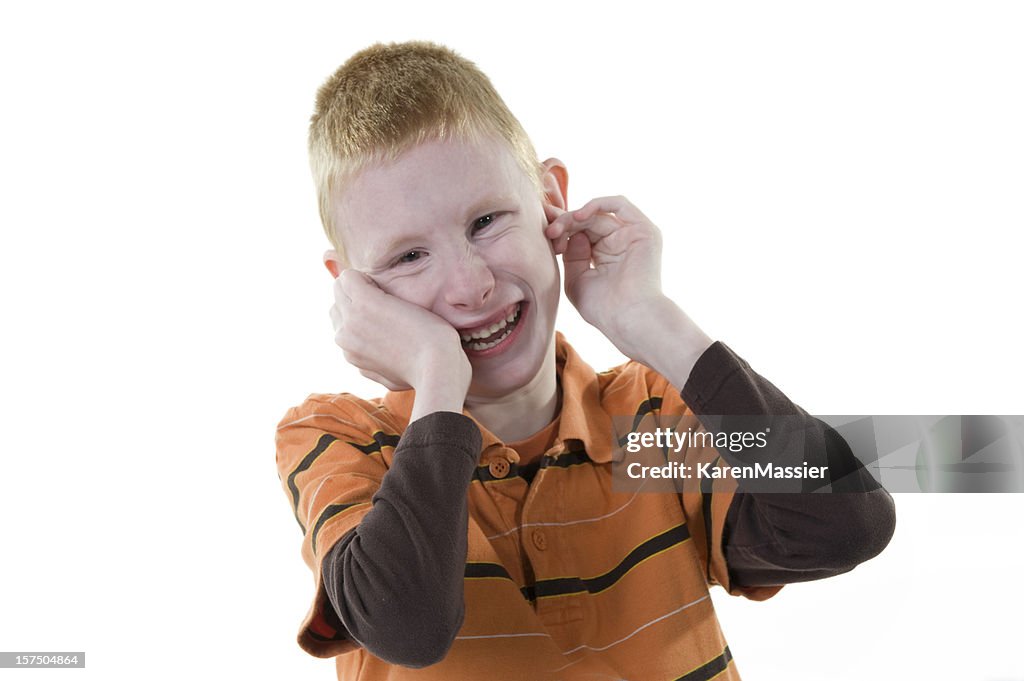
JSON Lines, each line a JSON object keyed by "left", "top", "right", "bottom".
{"left": 1, "top": 1, "right": 1022, "bottom": 679}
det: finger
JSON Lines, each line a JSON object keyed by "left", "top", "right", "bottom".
{"left": 329, "top": 304, "right": 342, "bottom": 334}
{"left": 572, "top": 195, "right": 651, "bottom": 224}
{"left": 547, "top": 217, "right": 571, "bottom": 254}
{"left": 550, "top": 210, "right": 625, "bottom": 246}
{"left": 337, "top": 268, "right": 360, "bottom": 295}
{"left": 544, "top": 206, "right": 579, "bottom": 240}
{"left": 333, "top": 272, "right": 353, "bottom": 306}
{"left": 338, "top": 269, "right": 384, "bottom": 305}
{"left": 552, "top": 235, "right": 570, "bottom": 256}
{"left": 561, "top": 232, "right": 592, "bottom": 289}
{"left": 547, "top": 194, "right": 642, "bottom": 244}
{"left": 338, "top": 268, "right": 379, "bottom": 291}
{"left": 543, "top": 202, "right": 566, "bottom": 226}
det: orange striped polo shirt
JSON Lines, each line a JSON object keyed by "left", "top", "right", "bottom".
{"left": 276, "top": 333, "right": 781, "bottom": 680}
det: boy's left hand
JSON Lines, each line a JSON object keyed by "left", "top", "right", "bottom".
{"left": 544, "top": 196, "right": 712, "bottom": 387}
{"left": 545, "top": 196, "right": 662, "bottom": 324}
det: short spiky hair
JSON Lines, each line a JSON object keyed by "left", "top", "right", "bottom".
{"left": 308, "top": 41, "right": 542, "bottom": 256}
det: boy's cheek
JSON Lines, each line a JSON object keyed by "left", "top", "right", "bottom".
{"left": 376, "top": 277, "right": 432, "bottom": 311}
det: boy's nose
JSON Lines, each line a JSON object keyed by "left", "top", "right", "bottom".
{"left": 443, "top": 249, "right": 495, "bottom": 310}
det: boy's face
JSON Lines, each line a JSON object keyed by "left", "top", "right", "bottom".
{"left": 331, "top": 136, "right": 566, "bottom": 400}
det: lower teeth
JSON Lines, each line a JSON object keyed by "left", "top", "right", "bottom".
{"left": 469, "top": 330, "right": 510, "bottom": 351}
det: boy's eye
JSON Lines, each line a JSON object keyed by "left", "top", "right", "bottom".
{"left": 396, "top": 250, "right": 424, "bottom": 265}
{"left": 471, "top": 214, "right": 496, "bottom": 233}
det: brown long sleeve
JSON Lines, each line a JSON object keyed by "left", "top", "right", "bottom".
{"left": 320, "top": 411, "right": 480, "bottom": 668}
{"left": 681, "top": 341, "right": 896, "bottom": 586}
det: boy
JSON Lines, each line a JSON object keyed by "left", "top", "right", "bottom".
{"left": 276, "top": 41, "right": 895, "bottom": 680}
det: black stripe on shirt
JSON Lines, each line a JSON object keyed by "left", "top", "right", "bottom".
{"left": 616, "top": 396, "right": 665, "bottom": 449}
{"left": 287, "top": 433, "right": 338, "bottom": 533}
{"left": 464, "top": 562, "right": 515, "bottom": 580}
{"left": 541, "top": 447, "right": 593, "bottom": 469}
{"left": 348, "top": 431, "right": 401, "bottom": 455}
{"left": 674, "top": 645, "right": 733, "bottom": 681}
{"left": 526, "top": 523, "right": 691, "bottom": 601}
{"left": 465, "top": 563, "right": 535, "bottom": 604}
{"left": 310, "top": 502, "right": 362, "bottom": 554}
{"left": 700, "top": 457, "right": 718, "bottom": 583}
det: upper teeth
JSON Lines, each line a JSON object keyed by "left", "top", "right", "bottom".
{"left": 460, "top": 304, "right": 520, "bottom": 343}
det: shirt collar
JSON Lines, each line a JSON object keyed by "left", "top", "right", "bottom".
{"left": 382, "top": 332, "right": 615, "bottom": 464}
{"left": 552, "top": 332, "right": 615, "bottom": 463}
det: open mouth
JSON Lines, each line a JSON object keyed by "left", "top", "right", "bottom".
{"left": 459, "top": 302, "right": 524, "bottom": 352}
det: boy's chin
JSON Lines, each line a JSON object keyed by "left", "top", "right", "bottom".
{"left": 465, "top": 338, "right": 554, "bottom": 400}
{"left": 466, "top": 368, "right": 538, "bottom": 400}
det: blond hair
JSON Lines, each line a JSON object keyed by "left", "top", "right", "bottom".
{"left": 308, "top": 41, "right": 542, "bottom": 256}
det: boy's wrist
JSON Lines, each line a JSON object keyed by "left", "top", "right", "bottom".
{"left": 612, "top": 296, "right": 713, "bottom": 390}
{"left": 409, "top": 364, "right": 471, "bottom": 424}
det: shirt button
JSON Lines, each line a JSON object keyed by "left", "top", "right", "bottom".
{"left": 531, "top": 530, "right": 547, "bottom": 551}
{"left": 488, "top": 459, "right": 510, "bottom": 479}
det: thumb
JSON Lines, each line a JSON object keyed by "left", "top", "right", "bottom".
{"left": 338, "top": 269, "right": 380, "bottom": 296}
{"left": 562, "top": 232, "right": 592, "bottom": 291}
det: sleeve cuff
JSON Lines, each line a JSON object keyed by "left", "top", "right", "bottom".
{"left": 681, "top": 341, "right": 748, "bottom": 412}
{"left": 402, "top": 411, "right": 482, "bottom": 464}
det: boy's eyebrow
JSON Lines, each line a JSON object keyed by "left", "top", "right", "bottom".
{"left": 461, "top": 194, "right": 518, "bottom": 221}
{"left": 366, "top": 231, "right": 422, "bottom": 268}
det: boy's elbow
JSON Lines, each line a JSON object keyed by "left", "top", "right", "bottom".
{"left": 851, "top": 488, "right": 897, "bottom": 563}
{"left": 327, "top": 531, "right": 468, "bottom": 668}
{"left": 765, "top": 488, "right": 897, "bottom": 578}
{"left": 386, "top": 634, "right": 458, "bottom": 669}
{"left": 368, "top": 604, "right": 464, "bottom": 668}
{"left": 817, "top": 488, "right": 897, "bottom": 571}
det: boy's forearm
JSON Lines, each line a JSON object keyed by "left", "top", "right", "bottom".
{"left": 321, "top": 411, "right": 480, "bottom": 667}
{"left": 681, "top": 341, "right": 896, "bottom": 586}
{"left": 611, "top": 295, "right": 713, "bottom": 389}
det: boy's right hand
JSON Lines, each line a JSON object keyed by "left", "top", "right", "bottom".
{"left": 329, "top": 270, "right": 472, "bottom": 399}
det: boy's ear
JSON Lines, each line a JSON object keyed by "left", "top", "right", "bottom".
{"left": 323, "top": 250, "right": 344, "bottom": 279}
{"left": 540, "top": 158, "right": 569, "bottom": 212}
